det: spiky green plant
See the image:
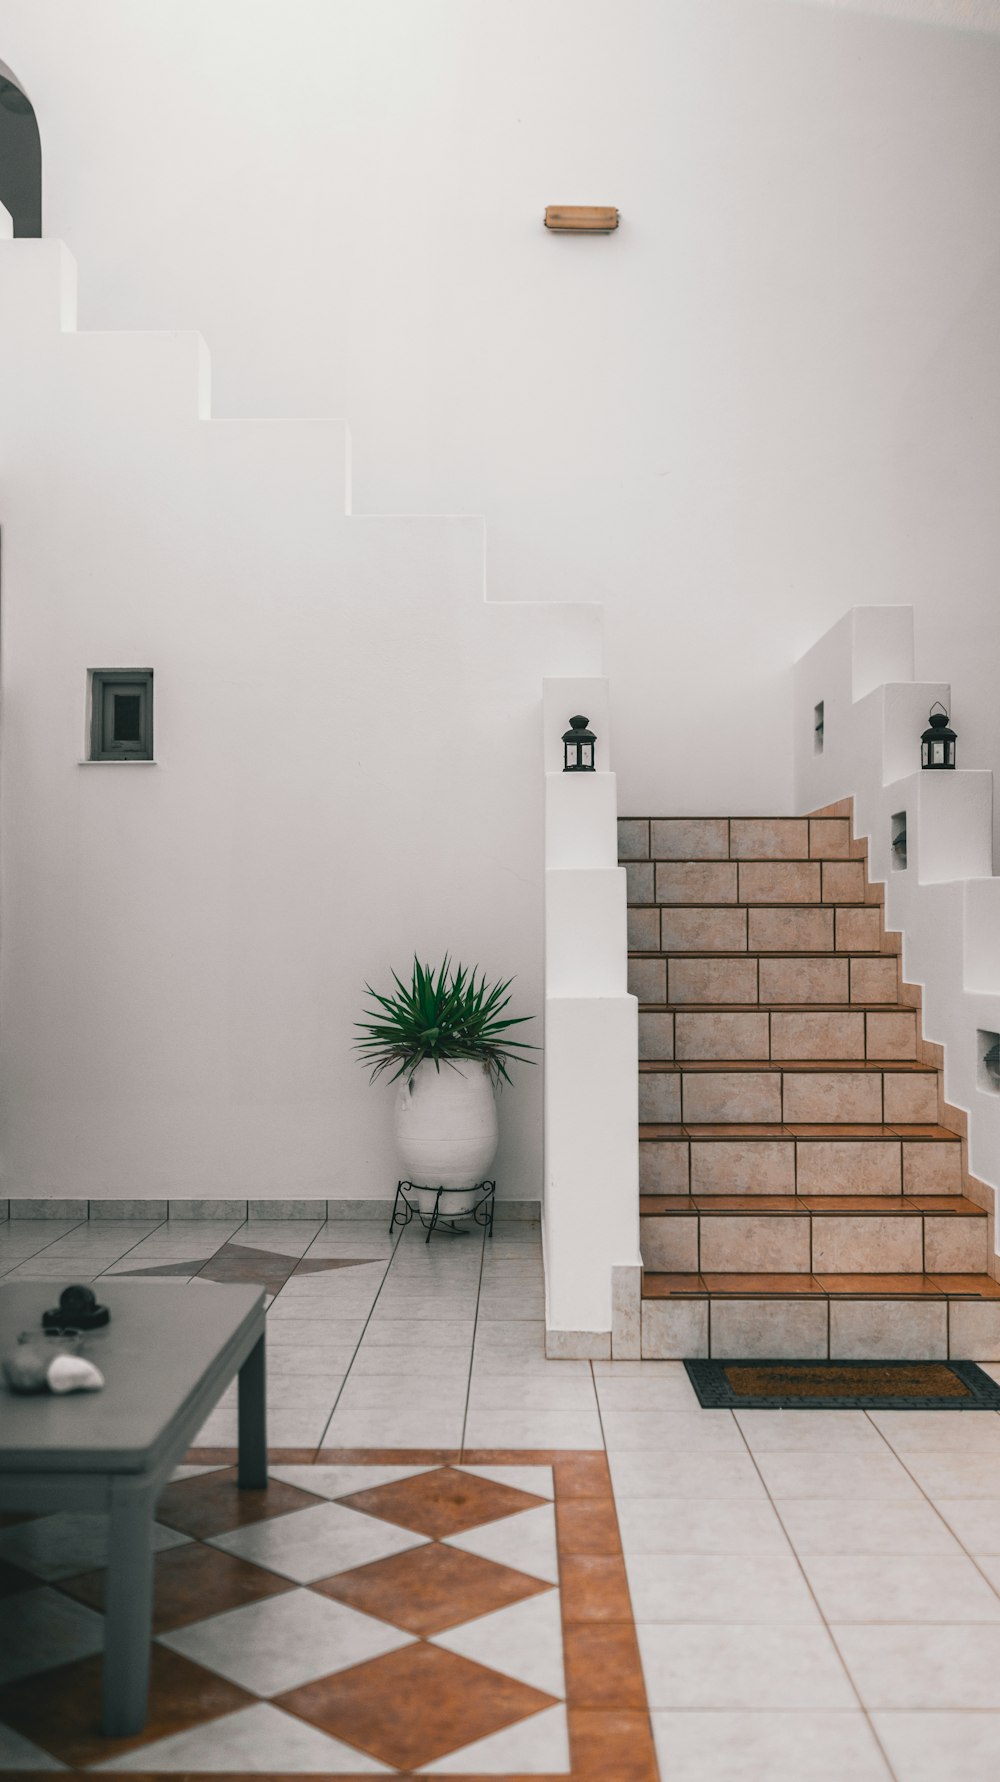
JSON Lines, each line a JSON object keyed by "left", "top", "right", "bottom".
{"left": 355, "top": 956, "right": 536, "bottom": 1086}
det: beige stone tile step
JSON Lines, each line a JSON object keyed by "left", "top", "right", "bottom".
{"left": 639, "top": 1007, "right": 919, "bottom": 1063}
{"left": 626, "top": 953, "right": 899, "bottom": 1006}
{"left": 639, "top": 1194, "right": 987, "bottom": 1276}
{"left": 626, "top": 901, "right": 889, "bottom": 955}
{"left": 645, "top": 861, "right": 874, "bottom": 908}
{"left": 638, "top": 1274, "right": 1000, "bottom": 1360}
{"left": 638, "top": 1128, "right": 964, "bottom": 1198}
{"left": 618, "top": 816, "right": 855, "bottom": 862}
{"left": 638, "top": 1060, "right": 941, "bottom": 1126}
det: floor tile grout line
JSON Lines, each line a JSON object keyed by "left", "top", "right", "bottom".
{"left": 859, "top": 1403, "right": 1000, "bottom": 1607}
{"left": 729, "top": 1410, "right": 899, "bottom": 1782}
{"left": 458, "top": 1219, "right": 488, "bottom": 1462}
{"left": 0, "top": 1213, "right": 93, "bottom": 1275}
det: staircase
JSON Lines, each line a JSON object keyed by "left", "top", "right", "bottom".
{"left": 620, "top": 810, "right": 1000, "bottom": 1360}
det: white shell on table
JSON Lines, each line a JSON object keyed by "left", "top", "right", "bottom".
{"left": 46, "top": 1354, "right": 105, "bottom": 1394}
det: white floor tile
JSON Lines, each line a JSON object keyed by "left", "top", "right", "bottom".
{"left": 432, "top": 1589, "right": 564, "bottom": 1696}
{"left": 416, "top": 1703, "right": 569, "bottom": 1775}
{"left": 159, "top": 1587, "right": 413, "bottom": 1695}
{"left": 266, "top": 1463, "right": 436, "bottom": 1497}
{"left": 462, "top": 1408, "right": 603, "bottom": 1450}
{"left": 638, "top": 1622, "right": 855, "bottom": 1711}
{"left": 601, "top": 1409, "right": 744, "bottom": 1452}
{"left": 463, "top": 1374, "right": 596, "bottom": 1410}
{"left": 0, "top": 1587, "right": 105, "bottom": 1685}
{"left": 901, "top": 1453, "right": 1000, "bottom": 1499}
{"left": 0, "top": 1513, "right": 189, "bottom": 1581}
{"left": 626, "top": 1552, "right": 820, "bottom": 1624}
{"left": 608, "top": 1450, "right": 767, "bottom": 1499}
{"left": 207, "top": 1500, "right": 428, "bottom": 1582}
{"left": 776, "top": 1498, "right": 961, "bottom": 1556}
{"left": 802, "top": 1553, "right": 1000, "bottom": 1623}
{"left": 833, "top": 1622, "right": 1000, "bottom": 1709}
{"left": 615, "top": 1496, "right": 790, "bottom": 1557}
{"left": 444, "top": 1503, "right": 559, "bottom": 1584}
{"left": 0, "top": 1721, "right": 67, "bottom": 1770}
{"left": 734, "top": 1410, "right": 887, "bottom": 1452}
{"left": 319, "top": 1408, "right": 465, "bottom": 1447}
{"left": 593, "top": 1374, "right": 701, "bottom": 1410}
{"left": 93, "top": 1702, "right": 392, "bottom": 1773}
{"left": 872, "top": 1710, "right": 1000, "bottom": 1782}
{"left": 651, "top": 1710, "right": 891, "bottom": 1781}
{"left": 867, "top": 1410, "right": 1000, "bottom": 1452}
{"left": 753, "top": 1452, "right": 921, "bottom": 1501}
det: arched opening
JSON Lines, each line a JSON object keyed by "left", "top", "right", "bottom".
{"left": 0, "top": 61, "right": 41, "bottom": 236}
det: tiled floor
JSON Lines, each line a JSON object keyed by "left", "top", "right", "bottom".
{"left": 3, "top": 1212, "right": 1000, "bottom": 1777}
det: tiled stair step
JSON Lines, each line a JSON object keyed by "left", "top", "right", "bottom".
{"left": 618, "top": 816, "right": 858, "bottom": 864}
{"left": 638, "top": 1272, "right": 1000, "bottom": 1361}
{"left": 631, "top": 862, "right": 877, "bottom": 907}
{"left": 639, "top": 1060, "right": 940, "bottom": 1125}
{"left": 627, "top": 903, "right": 887, "bottom": 953}
{"left": 628, "top": 952, "right": 900, "bottom": 1005}
{"left": 638, "top": 1007, "right": 919, "bottom": 1063}
{"left": 639, "top": 1193, "right": 987, "bottom": 1276}
{"left": 638, "top": 1125, "right": 964, "bottom": 1197}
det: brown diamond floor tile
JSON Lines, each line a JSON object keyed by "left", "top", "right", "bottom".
{"left": 559, "top": 1554, "right": 634, "bottom": 1623}
{"left": 155, "top": 1465, "right": 324, "bottom": 1538}
{"left": 293, "top": 1256, "right": 384, "bottom": 1274}
{"left": 311, "top": 1540, "right": 550, "bottom": 1635}
{"left": 0, "top": 1644, "right": 252, "bottom": 1769}
{"left": 277, "top": 1642, "right": 557, "bottom": 1770}
{"left": 569, "top": 1707, "right": 660, "bottom": 1781}
{"left": 196, "top": 1241, "right": 293, "bottom": 1296}
{"left": 57, "top": 1538, "right": 295, "bottom": 1632}
{"left": 338, "top": 1464, "right": 546, "bottom": 1538}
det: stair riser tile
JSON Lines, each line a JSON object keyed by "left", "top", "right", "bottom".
{"left": 747, "top": 909, "right": 834, "bottom": 952}
{"left": 822, "top": 862, "right": 866, "bottom": 904}
{"left": 811, "top": 1217, "right": 923, "bottom": 1275}
{"left": 849, "top": 958, "right": 899, "bottom": 1004}
{"left": 641, "top": 1216, "right": 698, "bottom": 1272}
{"left": 668, "top": 959, "right": 758, "bottom": 1004}
{"left": 883, "top": 1074, "right": 939, "bottom": 1124}
{"left": 829, "top": 1301, "right": 947, "bottom": 1361}
{"left": 730, "top": 819, "right": 809, "bottom": 860}
{"left": 625, "top": 862, "right": 655, "bottom": 905}
{"left": 925, "top": 1217, "right": 988, "bottom": 1274}
{"left": 948, "top": 1302, "right": 1000, "bottom": 1361}
{"left": 642, "top": 1298, "right": 708, "bottom": 1359}
{"left": 699, "top": 1216, "right": 809, "bottom": 1274}
{"left": 639, "top": 1142, "right": 690, "bottom": 1193}
{"left": 867, "top": 1012, "right": 917, "bottom": 1060}
{"left": 682, "top": 1072, "right": 783, "bottom": 1124}
{"left": 757, "top": 959, "right": 848, "bottom": 1004}
{"left": 691, "top": 1141, "right": 795, "bottom": 1196}
{"left": 639, "top": 1073, "right": 682, "bottom": 1123}
{"left": 782, "top": 1072, "right": 883, "bottom": 1124}
{"left": 771, "top": 1013, "right": 865, "bottom": 1061}
{"left": 795, "top": 1142, "right": 902, "bottom": 1196}
{"left": 809, "top": 819, "right": 851, "bottom": 859}
{"left": 656, "top": 863, "right": 739, "bottom": 905}
{"left": 835, "top": 908, "right": 882, "bottom": 952}
{"left": 650, "top": 818, "right": 729, "bottom": 860}
{"left": 738, "top": 862, "right": 821, "bottom": 905}
{"left": 902, "top": 1142, "right": 963, "bottom": 1194}
{"left": 627, "top": 907, "right": 660, "bottom": 950}
{"left": 639, "top": 1013, "right": 674, "bottom": 1061}
{"left": 660, "top": 908, "right": 749, "bottom": 952}
{"left": 675, "top": 1013, "right": 770, "bottom": 1062}
{"left": 618, "top": 819, "right": 650, "bottom": 861}
{"left": 710, "top": 1299, "right": 828, "bottom": 1360}
{"left": 628, "top": 958, "right": 667, "bottom": 1002}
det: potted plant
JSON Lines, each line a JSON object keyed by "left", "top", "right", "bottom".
{"left": 355, "top": 956, "right": 535, "bottom": 1215}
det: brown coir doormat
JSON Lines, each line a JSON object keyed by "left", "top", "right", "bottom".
{"left": 684, "top": 1358, "right": 1000, "bottom": 1409}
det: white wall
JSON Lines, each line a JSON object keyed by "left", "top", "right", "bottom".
{"left": 0, "top": 242, "right": 599, "bottom": 1201}
{"left": 0, "top": 0, "right": 998, "bottom": 821}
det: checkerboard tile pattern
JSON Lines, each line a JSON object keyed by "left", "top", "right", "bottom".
{"left": 0, "top": 1452, "right": 657, "bottom": 1777}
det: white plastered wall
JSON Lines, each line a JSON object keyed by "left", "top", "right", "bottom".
{"left": 795, "top": 606, "right": 1000, "bottom": 1255}
{"left": 0, "top": 240, "right": 601, "bottom": 1202}
{"left": 0, "top": 1, "right": 997, "bottom": 822}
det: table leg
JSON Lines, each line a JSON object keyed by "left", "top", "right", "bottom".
{"left": 238, "top": 1331, "right": 267, "bottom": 1488}
{"left": 103, "top": 1479, "right": 155, "bottom": 1736}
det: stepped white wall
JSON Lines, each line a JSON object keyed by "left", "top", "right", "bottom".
{"left": 795, "top": 606, "right": 1000, "bottom": 1253}
{"left": 0, "top": 0, "right": 998, "bottom": 819}
{"left": 0, "top": 241, "right": 599, "bottom": 1202}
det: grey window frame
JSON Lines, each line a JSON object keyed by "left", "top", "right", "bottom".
{"left": 90, "top": 670, "right": 154, "bottom": 761}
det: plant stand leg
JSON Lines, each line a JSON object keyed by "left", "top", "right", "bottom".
{"left": 426, "top": 1189, "right": 442, "bottom": 1244}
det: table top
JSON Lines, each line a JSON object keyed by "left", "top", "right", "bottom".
{"left": 0, "top": 1280, "right": 264, "bottom": 1474}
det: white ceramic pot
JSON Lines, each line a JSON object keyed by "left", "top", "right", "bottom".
{"left": 394, "top": 1058, "right": 498, "bottom": 1216}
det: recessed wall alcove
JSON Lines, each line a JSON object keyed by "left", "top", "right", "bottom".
{"left": 0, "top": 59, "right": 41, "bottom": 236}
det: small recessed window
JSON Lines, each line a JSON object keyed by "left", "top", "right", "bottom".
{"left": 90, "top": 670, "right": 153, "bottom": 761}
{"left": 813, "top": 701, "right": 825, "bottom": 755}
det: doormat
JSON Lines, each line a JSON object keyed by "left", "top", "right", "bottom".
{"left": 684, "top": 1358, "right": 1000, "bottom": 1410}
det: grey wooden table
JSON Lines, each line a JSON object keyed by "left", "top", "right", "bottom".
{"left": 0, "top": 1280, "right": 266, "bottom": 1736}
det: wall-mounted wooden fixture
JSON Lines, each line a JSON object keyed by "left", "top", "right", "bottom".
{"left": 544, "top": 206, "right": 619, "bottom": 234}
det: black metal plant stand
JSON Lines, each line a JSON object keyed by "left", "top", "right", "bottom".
{"left": 391, "top": 1180, "right": 496, "bottom": 1244}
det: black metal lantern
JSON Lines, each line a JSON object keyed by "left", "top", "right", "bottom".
{"left": 562, "top": 714, "right": 596, "bottom": 772}
{"left": 921, "top": 702, "right": 957, "bottom": 770}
